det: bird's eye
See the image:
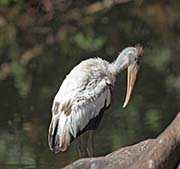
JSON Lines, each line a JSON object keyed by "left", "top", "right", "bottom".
{"left": 134, "top": 57, "right": 140, "bottom": 65}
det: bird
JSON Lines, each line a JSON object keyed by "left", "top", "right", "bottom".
{"left": 48, "top": 45, "right": 143, "bottom": 157}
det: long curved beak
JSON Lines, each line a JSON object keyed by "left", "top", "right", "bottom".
{"left": 123, "top": 63, "right": 140, "bottom": 108}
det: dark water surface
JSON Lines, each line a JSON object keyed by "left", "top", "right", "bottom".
{"left": 0, "top": 1, "right": 180, "bottom": 169}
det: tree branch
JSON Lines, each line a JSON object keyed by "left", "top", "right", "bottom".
{"left": 63, "top": 112, "right": 180, "bottom": 169}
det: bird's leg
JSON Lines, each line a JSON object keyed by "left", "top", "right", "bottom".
{"left": 77, "top": 135, "right": 84, "bottom": 158}
{"left": 86, "top": 130, "right": 93, "bottom": 157}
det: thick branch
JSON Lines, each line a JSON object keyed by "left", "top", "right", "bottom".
{"left": 130, "top": 112, "right": 180, "bottom": 169}
{"left": 63, "top": 112, "right": 180, "bottom": 169}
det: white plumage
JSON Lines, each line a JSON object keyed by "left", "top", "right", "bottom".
{"left": 48, "top": 46, "right": 143, "bottom": 155}
{"left": 49, "top": 58, "right": 114, "bottom": 151}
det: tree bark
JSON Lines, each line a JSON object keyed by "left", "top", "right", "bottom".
{"left": 63, "top": 112, "right": 180, "bottom": 169}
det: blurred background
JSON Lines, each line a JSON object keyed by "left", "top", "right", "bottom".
{"left": 0, "top": 0, "right": 180, "bottom": 168}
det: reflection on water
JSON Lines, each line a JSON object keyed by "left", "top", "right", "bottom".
{"left": 0, "top": 1, "right": 180, "bottom": 168}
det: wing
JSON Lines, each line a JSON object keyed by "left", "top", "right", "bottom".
{"left": 49, "top": 78, "right": 112, "bottom": 152}
{"left": 66, "top": 78, "right": 112, "bottom": 139}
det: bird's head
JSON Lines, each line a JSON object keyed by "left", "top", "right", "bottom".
{"left": 115, "top": 45, "right": 143, "bottom": 108}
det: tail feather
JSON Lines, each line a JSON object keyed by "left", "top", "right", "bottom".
{"left": 58, "top": 113, "right": 71, "bottom": 152}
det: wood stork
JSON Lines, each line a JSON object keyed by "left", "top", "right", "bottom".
{"left": 48, "top": 45, "right": 143, "bottom": 157}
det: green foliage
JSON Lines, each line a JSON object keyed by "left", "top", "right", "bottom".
{"left": 0, "top": 0, "right": 27, "bottom": 7}
{"left": 74, "top": 32, "right": 106, "bottom": 51}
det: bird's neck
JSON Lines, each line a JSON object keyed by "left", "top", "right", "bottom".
{"left": 109, "top": 53, "right": 129, "bottom": 75}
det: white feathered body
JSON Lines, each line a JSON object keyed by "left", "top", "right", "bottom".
{"left": 49, "top": 58, "right": 116, "bottom": 151}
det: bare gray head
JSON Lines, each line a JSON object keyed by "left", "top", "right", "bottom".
{"left": 110, "top": 45, "right": 143, "bottom": 108}
{"left": 110, "top": 45, "right": 143, "bottom": 74}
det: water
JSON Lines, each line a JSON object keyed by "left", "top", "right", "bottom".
{"left": 0, "top": 1, "right": 180, "bottom": 168}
